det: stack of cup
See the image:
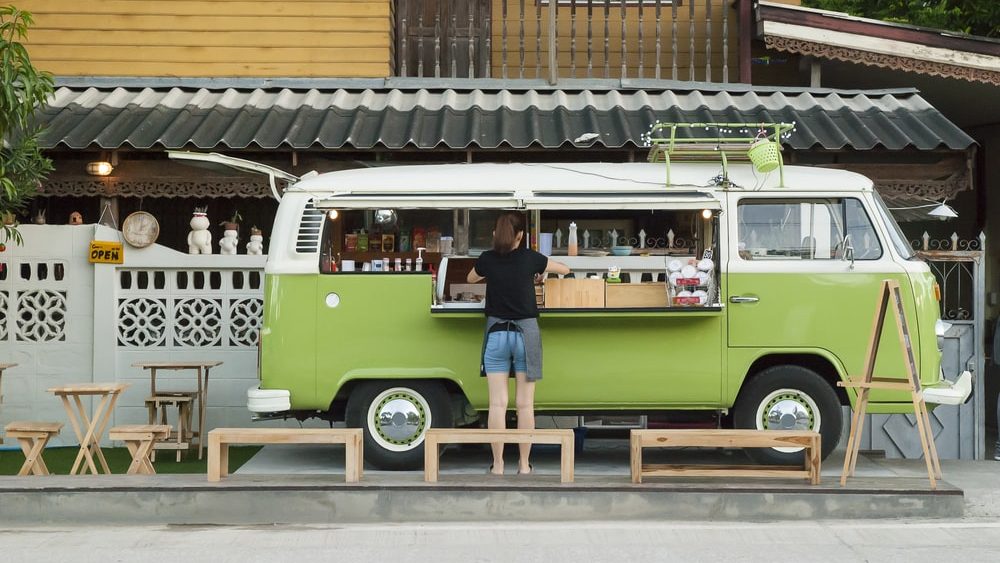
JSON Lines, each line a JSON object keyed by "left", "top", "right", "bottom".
{"left": 539, "top": 233, "right": 554, "bottom": 256}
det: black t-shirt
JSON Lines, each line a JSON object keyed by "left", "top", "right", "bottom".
{"left": 474, "top": 248, "right": 549, "bottom": 319}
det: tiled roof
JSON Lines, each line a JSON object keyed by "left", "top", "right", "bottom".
{"left": 36, "top": 86, "right": 975, "bottom": 152}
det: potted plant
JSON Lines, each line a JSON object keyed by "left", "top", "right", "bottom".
{"left": 220, "top": 210, "right": 242, "bottom": 231}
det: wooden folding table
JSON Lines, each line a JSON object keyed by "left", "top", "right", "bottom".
{"left": 47, "top": 383, "right": 129, "bottom": 475}
{"left": 132, "top": 361, "right": 223, "bottom": 459}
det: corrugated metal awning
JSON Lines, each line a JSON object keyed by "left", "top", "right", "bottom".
{"left": 36, "top": 86, "right": 975, "bottom": 152}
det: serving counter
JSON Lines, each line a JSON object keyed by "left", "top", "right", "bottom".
{"left": 434, "top": 255, "right": 721, "bottom": 315}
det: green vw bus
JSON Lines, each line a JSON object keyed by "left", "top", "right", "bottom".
{"left": 169, "top": 149, "right": 969, "bottom": 470}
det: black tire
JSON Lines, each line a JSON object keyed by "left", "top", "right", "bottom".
{"left": 345, "top": 380, "right": 453, "bottom": 471}
{"left": 733, "top": 365, "right": 842, "bottom": 465}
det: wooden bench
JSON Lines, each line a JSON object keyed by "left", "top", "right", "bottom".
{"left": 207, "top": 428, "right": 363, "bottom": 483}
{"left": 423, "top": 428, "right": 575, "bottom": 483}
{"left": 109, "top": 424, "right": 171, "bottom": 475}
{"left": 4, "top": 421, "right": 63, "bottom": 476}
{"left": 630, "top": 429, "right": 821, "bottom": 484}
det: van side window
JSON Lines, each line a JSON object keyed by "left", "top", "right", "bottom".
{"left": 737, "top": 198, "right": 882, "bottom": 260}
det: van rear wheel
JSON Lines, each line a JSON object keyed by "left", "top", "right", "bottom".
{"left": 733, "top": 365, "right": 842, "bottom": 465}
{"left": 345, "top": 380, "right": 453, "bottom": 471}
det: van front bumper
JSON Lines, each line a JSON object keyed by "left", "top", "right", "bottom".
{"left": 923, "top": 371, "right": 973, "bottom": 406}
{"left": 247, "top": 386, "right": 291, "bottom": 414}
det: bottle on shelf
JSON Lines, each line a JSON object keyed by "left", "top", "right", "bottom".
{"left": 568, "top": 222, "right": 578, "bottom": 256}
{"left": 415, "top": 247, "right": 425, "bottom": 272}
{"left": 412, "top": 227, "right": 426, "bottom": 250}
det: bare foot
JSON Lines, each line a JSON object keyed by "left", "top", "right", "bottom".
{"left": 517, "top": 463, "right": 533, "bottom": 475}
{"left": 489, "top": 463, "right": 504, "bottom": 476}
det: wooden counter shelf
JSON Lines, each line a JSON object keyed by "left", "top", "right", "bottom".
{"left": 430, "top": 306, "right": 724, "bottom": 317}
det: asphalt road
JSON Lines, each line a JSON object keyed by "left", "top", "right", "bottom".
{"left": 4, "top": 519, "right": 1000, "bottom": 562}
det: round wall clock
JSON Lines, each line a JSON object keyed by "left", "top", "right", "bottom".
{"left": 122, "top": 211, "right": 160, "bottom": 248}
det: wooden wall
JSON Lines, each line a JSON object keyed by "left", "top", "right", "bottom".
{"left": 15, "top": 0, "right": 393, "bottom": 77}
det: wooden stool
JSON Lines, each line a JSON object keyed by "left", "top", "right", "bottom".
{"left": 109, "top": 424, "right": 171, "bottom": 475}
{"left": 145, "top": 392, "right": 196, "bottom": 462}
{"left": 4, "top": 421, "right": 63, "bottom": 476}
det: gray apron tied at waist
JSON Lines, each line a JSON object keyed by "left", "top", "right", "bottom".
{"left": 480, "top": 316, "right": 543, "bottom": 381}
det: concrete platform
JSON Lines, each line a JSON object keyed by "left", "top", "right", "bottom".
{"left": 0, "top": 439, "right": 966, "bottom": 524}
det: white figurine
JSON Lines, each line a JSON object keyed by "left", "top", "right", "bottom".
{"left": 638, "top": 229, "right": 646, "bottom": 249}
{"left": 554, "top": 227, "right": 563, "bottom": 248}
{"left": 667, "top": 229, "right": 675, "bottom": 249}
{"left": 610, "top": 229, "right": 619, "bottom": 246}
{"left": 187, "top": 210, "right": 212, "bottom": 254}
{"left": 246, "top": 233, "right": 264, "bottom": 255}
{"left": 583, "top": 230, "right": 591, "bottom": 249}
{"left": 220, "top": 229, "right": 239, "bottom": 255}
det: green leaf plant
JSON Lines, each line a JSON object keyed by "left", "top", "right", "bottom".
{"left": 1, "top": 5, "right": 54, "bottom": 247}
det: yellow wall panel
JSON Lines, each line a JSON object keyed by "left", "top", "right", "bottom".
{"left": 32, "top": 60, "right": 393, "bottom": 78}
{"left": 26, "top": 14, "right": 388, "bottom": 32}
{"left": 29, "top": 30, "right": 390, "bottom": 48}
{"left": 30, "top": 45, "right": 389, "bottom": 64}
{"left": 15, "top": 0, "right": 393, "bottom": 77}
{"left": 30, "top": 1, "right": 390, "bottom": 17}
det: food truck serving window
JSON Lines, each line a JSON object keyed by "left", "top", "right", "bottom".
{"left": 737, "top": 198, "right": 882, "bottom": 260}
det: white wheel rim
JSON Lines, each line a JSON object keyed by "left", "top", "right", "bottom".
{"left": 754, "top": 388, "right": 822, "bottom": 453}
{"left": 365, "top": 386, "right": 432, "bottom": 452}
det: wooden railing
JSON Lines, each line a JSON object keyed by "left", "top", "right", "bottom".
{"left": 395, "top": 0, "right": 738, "bottom": 83}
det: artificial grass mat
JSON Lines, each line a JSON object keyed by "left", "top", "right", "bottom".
{"left": 0, "top": 446, "right": 261, "bottom": 476}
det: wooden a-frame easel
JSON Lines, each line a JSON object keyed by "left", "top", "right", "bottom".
{"left": 838, "top": 279, "right": 942, "bottom": 489}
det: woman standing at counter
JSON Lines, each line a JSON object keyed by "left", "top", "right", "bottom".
{"left": 467, "top": 211, "right": 570, "bottom": 475}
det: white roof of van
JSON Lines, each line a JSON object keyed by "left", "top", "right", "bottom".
{"left": 290, "top": 162, "right": 872, "bottom": 195}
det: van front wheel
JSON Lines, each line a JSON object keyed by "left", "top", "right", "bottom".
{"left": 345, "top": 380, "right": 453, "bottom": 471}
{"left": 733, "top": 365, "right": 842, "bottom": 465}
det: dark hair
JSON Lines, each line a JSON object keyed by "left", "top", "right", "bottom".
{"left": 492, "top": 211, "right": 525, "bottom": 254}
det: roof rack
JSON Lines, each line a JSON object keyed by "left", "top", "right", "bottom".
{"left": 646, "top": 122, "right": 795, "bottom": 187}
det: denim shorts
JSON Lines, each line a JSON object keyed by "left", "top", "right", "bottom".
{"left": 483, "top": 330, "right": 527, "bottom": 374}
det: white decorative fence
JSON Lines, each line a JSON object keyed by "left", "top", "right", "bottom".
{"left": 0, "top": 224, "right": 281, "bottom": 449}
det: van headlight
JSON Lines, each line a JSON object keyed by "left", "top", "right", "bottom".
{"left": 935, "top": 319, "right": 950, "bottom": 337}
{"left": 935, "top": 320, "right": 951, "bottom": 352}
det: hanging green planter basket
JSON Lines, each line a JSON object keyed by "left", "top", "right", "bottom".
{"left": 747, "top": 139, "right": 782, "bottom": 173}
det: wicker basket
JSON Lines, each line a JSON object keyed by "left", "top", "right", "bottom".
{"left": 747, "top": 139, "right": 781, "bottom": 173}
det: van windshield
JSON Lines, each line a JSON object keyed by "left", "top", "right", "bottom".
{"left": 872, "top": 192, "right": 916, "bottom": 260}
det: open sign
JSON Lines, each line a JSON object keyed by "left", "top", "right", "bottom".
{"left": 88, "top": 240, "right": 124, "bottom": 264}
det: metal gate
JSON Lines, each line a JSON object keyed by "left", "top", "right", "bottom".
{"left": 860, "top": 233, "right": 987, "bottom": 459}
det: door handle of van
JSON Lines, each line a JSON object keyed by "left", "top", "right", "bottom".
{"left": 729, "top": 296, "right": 759, "bottom": 304}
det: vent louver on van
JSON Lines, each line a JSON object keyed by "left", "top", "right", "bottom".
{"left": 295, "top": 200, "right": 324, "bottom": 254}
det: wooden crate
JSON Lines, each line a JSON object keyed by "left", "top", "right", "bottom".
{"left": 543, "top": 278, "right": 605, "bottom": 308}
{"left": 606, "top": 283, "right": 669, "bottom": 307}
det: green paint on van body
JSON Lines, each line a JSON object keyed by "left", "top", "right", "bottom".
{"left": 261, "top": 268, "right": 938, "bottom": 415}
